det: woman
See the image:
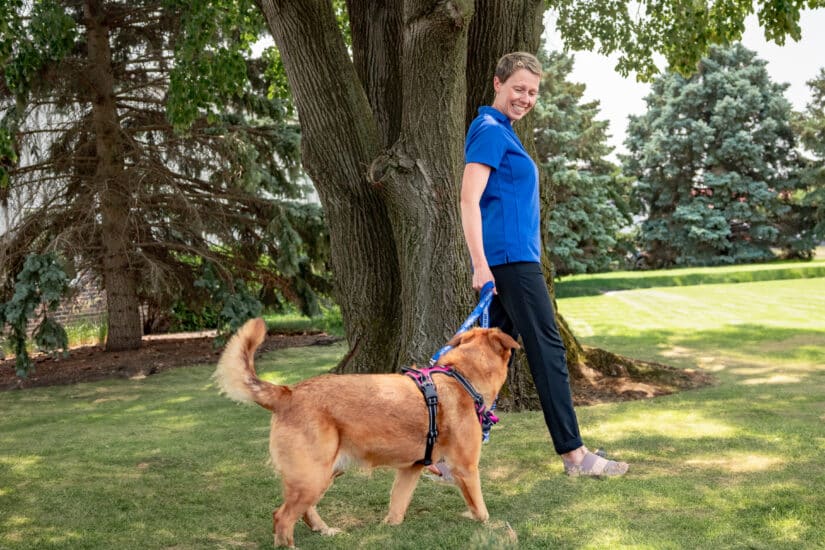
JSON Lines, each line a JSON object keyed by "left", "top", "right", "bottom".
{"left": 460, "top": 52, "right": 628, "bottom": 477}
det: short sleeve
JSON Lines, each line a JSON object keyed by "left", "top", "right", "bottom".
{"left": 465, "top": 120, "right": 507, "bottom": 170}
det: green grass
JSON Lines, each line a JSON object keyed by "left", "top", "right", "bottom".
{"left": 262, "top": 312, "right": 319, "bottom": 333}
{"left": 2, "top": 270, "right": 824, "bottom": 548}
{"left": 554, "top": 258, "right": 825, "bottom": 298}
{"left": 63, "top": 319, "right": 108, "bottom": 348}
{"left": 263, "top": 307, "right": 344, "bottom": 338}
{"left": 552, "top": 276, "right": 825, "bottom": 549}
{"left": 0, "top": 346, "right": 345, "bottom": 549}
{"left": 33, "top": 310, "right": 343, "bottom": 352}
{"left": 2, "top": 320, "right": 107, "bottom": 358}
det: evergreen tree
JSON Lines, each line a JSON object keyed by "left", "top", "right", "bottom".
{"left": 0, "top": 1, "right": 327, "bottom": 351}
{"left": 624, "top": 43, "right": 807, "bottom": 267}
{"left": 534, "top": 49, "right": 632, "bottom": 276}
{"left": 794, "top": 67, "right": 825, "bottom": 247}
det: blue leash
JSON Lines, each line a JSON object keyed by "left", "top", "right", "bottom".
{"left": 429, "top": 281, "right": 495, "bottom": 365}
{"left": 428, "top": 282, "right": 498, "bottom": 442}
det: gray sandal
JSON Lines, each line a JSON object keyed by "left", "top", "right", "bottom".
{"left": 565, "top": 451, "right": 629, "bottom": 477}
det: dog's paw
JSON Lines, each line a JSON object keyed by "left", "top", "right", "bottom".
{"left": 382, "top": 513, "right": 405, "bottom": 526}
{"left": 461, "top": 509, "right": 490, "bottom": 523}
{"left": 316, "top": 526, "right": 342, "bottom": 536}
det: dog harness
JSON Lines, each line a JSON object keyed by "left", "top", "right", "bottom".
{"left": 402, "top": 364, "right": 499, "bottom": 466}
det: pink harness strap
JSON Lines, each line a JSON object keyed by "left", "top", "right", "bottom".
{"left": 402, "top": 364, "right": 499, "bottom": 465}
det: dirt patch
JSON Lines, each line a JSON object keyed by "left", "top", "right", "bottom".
{"left": 570, "top": 345, "right": 713, "bottom": 406}
{"left": 0, "top": 331, "right": 340, "bottom": 391}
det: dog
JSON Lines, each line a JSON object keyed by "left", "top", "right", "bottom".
{"left": 213, "top": 318, "right": 519, "bottom": 547}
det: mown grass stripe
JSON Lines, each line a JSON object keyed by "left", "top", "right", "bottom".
{"left": 554, "top": 260, "right": 825, "bottom": 298}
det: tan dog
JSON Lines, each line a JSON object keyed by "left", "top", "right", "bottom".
{"left": 213, "top": 318, "right": 519, "bottom": 548}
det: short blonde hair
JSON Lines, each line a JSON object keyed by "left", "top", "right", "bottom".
{"left": 494, "top": 52, "right": 542, "bottom": 83}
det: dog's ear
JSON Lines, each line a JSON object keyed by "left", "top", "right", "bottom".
{"left": 446, "top": 328, "right": 481, "bottom": 348}
{"left": 487, "top": 329, "right": 520, "bottom": 358}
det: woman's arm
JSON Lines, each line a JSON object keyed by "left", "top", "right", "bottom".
{"left": 460, "top": 162, "right": 495, "bottom": 291}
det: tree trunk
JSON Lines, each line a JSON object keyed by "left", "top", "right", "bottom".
{"left": 465, "top": 0, "right": 545, "bottom": 127}
{"left": 346, "top": 0, "right": 403, "bottom": 148}
{"left": 84, "top": 0, "right": 142, "bottom": 351}
{"left": 372, "top": 0, "right": 477, "bottom": 362}
{"left": 256, "top": 0, "right": 404, "bottom": 371}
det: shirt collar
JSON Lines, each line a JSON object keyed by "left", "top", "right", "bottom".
{"left": 479, "top": 105, "right": 512, "bottom": 127}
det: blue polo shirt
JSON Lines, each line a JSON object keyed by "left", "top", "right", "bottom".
{"left": 465, "top": 106, "right": 541, "bottom": 267}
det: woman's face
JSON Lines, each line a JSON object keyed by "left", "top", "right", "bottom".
{"left": 492, "top": 68, "right": 540, "bottom": 122}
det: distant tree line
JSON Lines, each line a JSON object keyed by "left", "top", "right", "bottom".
{"left": 542, "top": 43, "right": 825, "bottom": 274}
{"left": 624, "top": 43, "right": 823, "bottom": 268}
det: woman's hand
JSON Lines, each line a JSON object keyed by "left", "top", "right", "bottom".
{"left": 471, "top": 262, "right": 496, "bottom": 293}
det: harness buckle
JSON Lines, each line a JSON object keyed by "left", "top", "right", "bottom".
{"left": 421, "top": 382, "right": 438, "bottom": 406}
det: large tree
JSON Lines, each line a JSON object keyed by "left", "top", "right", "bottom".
{"left": 249, "top": 0, "right": 821, "bottom": 374}
{"left": 0, "top": 1, "right": 326, "bottom": 352}
{"left": 624, "top": 43, "right": 808, "bottom": 267}
{"left": 793, "top": 67, "right": 825, "bottom": 246}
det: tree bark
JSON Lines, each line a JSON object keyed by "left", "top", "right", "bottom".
{"left": 465, "top": 0, "right": 545, "bottom": 127}
{"left": 373, "top": 0, "right": 476, "bottom": 362}
{"left": 84, "top": 0, "right": 143, "bottom": 351}
{"left": 256, "top": 0, "right": 403, "bottom": 371}
{"left": 346, "top": 0, "right": 403, "bottom": 148}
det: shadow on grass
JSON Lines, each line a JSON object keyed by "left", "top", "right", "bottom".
{"left": 509, "top": 457, "right": 820, "bottom": 548}
{"left": 492, "top": 423, "right": 824, "bottom": 548}
{"left": 2, "top": 334, "right": 823, "bottom": 549}
{"left": 582, "top": 324, "right": 825, "bottom": 376}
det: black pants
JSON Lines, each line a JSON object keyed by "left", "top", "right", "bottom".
{"left": 490, "top": 262, "right": 583, "bottom": 455}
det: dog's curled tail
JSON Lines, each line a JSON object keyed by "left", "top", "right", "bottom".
{"left": 213, "top": 317, "right": 288, "bottom": 412}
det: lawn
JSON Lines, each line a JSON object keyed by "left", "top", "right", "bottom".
{"left": 1, "top": 268, "right": 824, "bottom": 549}
{"left": 553, "top": 258, "right": 825, "bottom": 298}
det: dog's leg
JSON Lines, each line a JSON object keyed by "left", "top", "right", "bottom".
{"left": 302, "top": 472, "right": 341, "bottom": 536}
{"left": 303, "top": 505, "right": 342, "bottom": 536}
{"left": 273, "top": 477, "right": 331, "bottom": 548}
{"left": 451, "top": 465, "right": 490, "bottom": 523}
{"left": 270, "top": 418, "right": 341, "bottom": 546}
{"left": 273, "top": 505, "right": 297, "bottom": 548}
{"left": 383, "top": 465, "right": 423, "bottom": 525}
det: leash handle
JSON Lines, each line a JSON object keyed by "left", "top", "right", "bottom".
{"left": 429, "top": 282, "right": 494, "bottom": 365}
{"left": 479, "top": 281, "right": 493, "bottom": 329}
